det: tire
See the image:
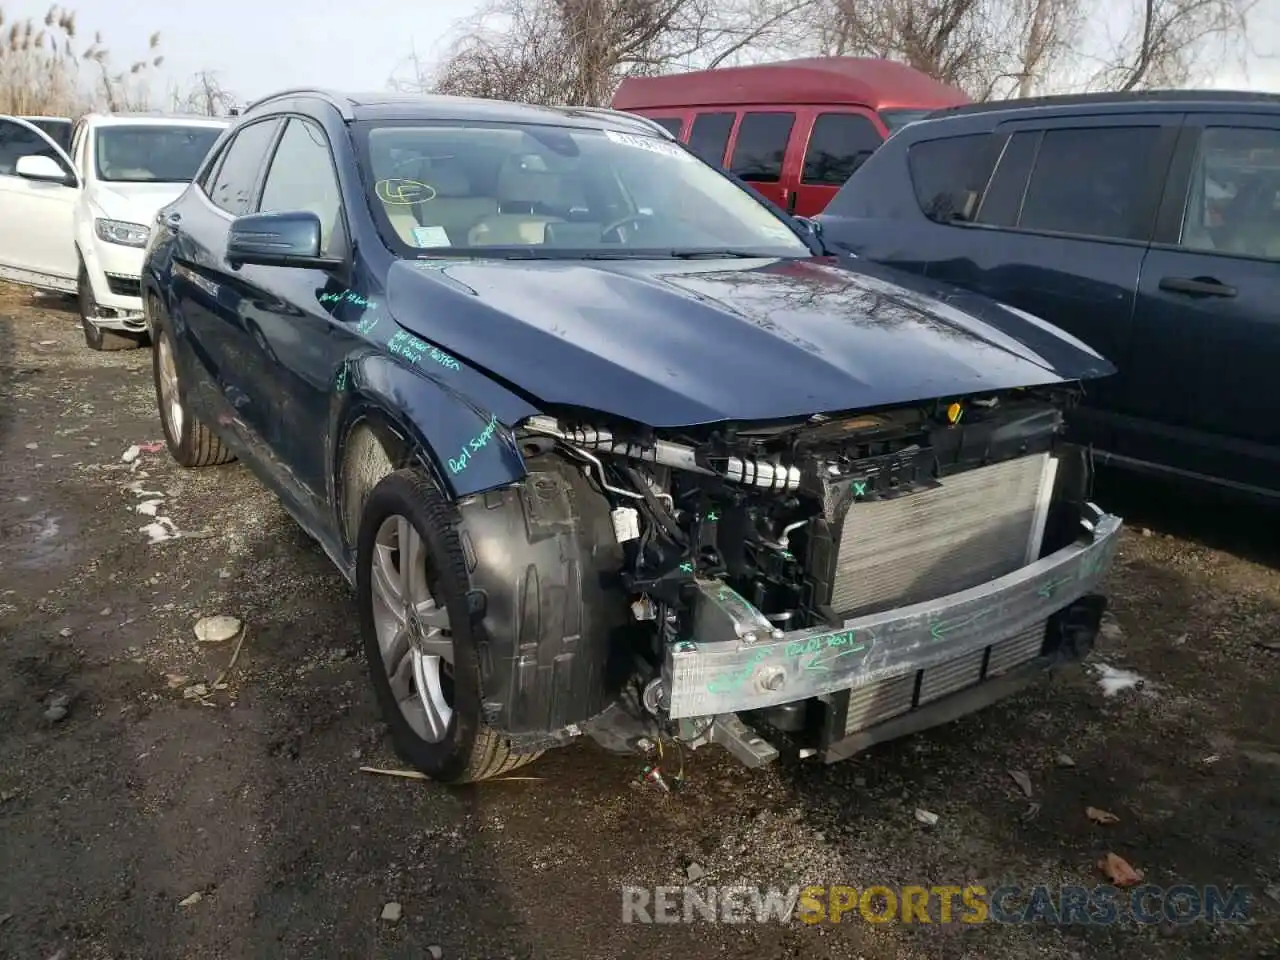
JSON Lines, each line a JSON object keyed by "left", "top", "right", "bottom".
{"left": 78, "top": 262, "right": 142, "bottom": 351}
{"left": 151, "top": 314, "right": 235, "bottom": 468}
{"left": 357, "top": 468, "right": 541, "bottom": 783}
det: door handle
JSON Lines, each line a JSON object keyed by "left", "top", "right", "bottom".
{"left": 1158, "top": 276, "right": 1237, "bottom": 298}
{"left": 786, "top": 189, "right": 797, "bottom": 214}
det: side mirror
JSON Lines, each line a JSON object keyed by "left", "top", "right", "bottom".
{"left": 15, "top": 154, "right": 74, "bottom": 185}
{"left": 226, "top": 211, "right": 342, "bottom": 270}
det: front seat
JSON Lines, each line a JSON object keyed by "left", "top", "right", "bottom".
{"left": 467, "top": 154, "right": 565, "bottom": 246}
{"left": 412, "top": 163, "right": 497, "bottom": 246}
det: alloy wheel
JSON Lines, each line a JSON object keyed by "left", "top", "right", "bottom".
{"left": 370, "top": 515, "right": 455, "bottom": 742}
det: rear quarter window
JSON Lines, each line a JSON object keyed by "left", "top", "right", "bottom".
{"left": 907, "top": 133, "right": 1005, "bottom": 223}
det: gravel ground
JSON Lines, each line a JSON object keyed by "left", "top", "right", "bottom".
{"left": 2, "top": 283, "right": 1279, "bottom": 960}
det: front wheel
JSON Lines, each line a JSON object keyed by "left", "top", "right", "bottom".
{"left": 357, "top": 468, "right": 541, "bottom": 783}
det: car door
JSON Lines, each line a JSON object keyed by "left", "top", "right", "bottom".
{"left": 1128, "top": 113, "right": 1280, "bottom": 495}
{"left": 0, "top": 116, "right": 80, "bottom": 289}
{"left": 922, "top": 115, "right": 1181, "bottom": 451}
{"left": 168, "top": 117, "right": 283, "bottom": 454}
{"left": 725, "top": 110, "right": 799, "bottom": 212}
{"left": 231, "top": 115, "right": 355, "bottom": 531}
{"left": 793, "top": 108, "right": 884, "bottom": 216}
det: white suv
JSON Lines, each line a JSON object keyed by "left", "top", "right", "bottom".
{"left": 0, "top": 112, "right": 227, "bottom": 349}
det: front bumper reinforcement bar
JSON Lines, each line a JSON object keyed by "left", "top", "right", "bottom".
{"left": 662, "top": 503, "right": 1122, "bottom": 719}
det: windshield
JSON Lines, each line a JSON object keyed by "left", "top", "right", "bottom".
{"left": 879, "top": 109, "right": 933, "bottom": 134}
{"left": 94, "top": 125, "right": 223, "bottom": 183}
{"left": 358, "top": 121, "right": 811, "bottom": 259}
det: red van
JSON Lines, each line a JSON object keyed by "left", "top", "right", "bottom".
{"left": 611, "top": 57, "right": 969, "bottom": 216}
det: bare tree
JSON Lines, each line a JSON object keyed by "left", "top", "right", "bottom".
{"left": 415, "top": 0, "right": 812, "bottom": 106}
{"left": 168, "top": 69, "right": 238, "bottom": 115}
{"left": 802, "top": 0, "right": 1254, "bottom": 99}
{"left": 803, "top": 0, "right": 1085, "bottom": 98}
{"left": 1075, "top": 0, "right": 1256, "bottom": 91}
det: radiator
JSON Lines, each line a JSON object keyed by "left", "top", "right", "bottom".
{"left": 830, "top": 453, "right": 1056, "bottom": 617}
{"left": 843, "top": 620, "right": 1048, "bottom": 736}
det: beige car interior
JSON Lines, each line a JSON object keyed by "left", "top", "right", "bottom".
{"left": 375, "top": 147, "right": 591, "bottom": 248}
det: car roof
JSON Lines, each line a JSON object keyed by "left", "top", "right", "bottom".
{"left": 924, "top": 89, "right": 1280, "bottom": 123}
{"left": 242, "top": 89, "right": 679, "bottom": 138}
{"left": 18, "top": 114, "right": 72, "bottom": 123}
{"left": 80, "top": 112, "right": 230, "bottom": 128}
{"left": 611, "top": 57, "right": 971, "bottom": 112}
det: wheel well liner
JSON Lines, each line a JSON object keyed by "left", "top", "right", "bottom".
{"left": 454, "top": 452, "right": 633, "bottom": 739}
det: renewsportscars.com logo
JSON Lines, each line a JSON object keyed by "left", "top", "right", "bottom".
{"left": 620, "top": 884, "right": 1253, "bottom": 925}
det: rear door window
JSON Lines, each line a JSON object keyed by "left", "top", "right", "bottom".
{"left": 802, "top": 113, "right": 882, "bottom": 186}
{"left": 1179, "top": 125, "right": 1280, "bottom": 260}
{"left": 729, "top": 112, "right": 795, "bottom": 183}
{"left": 907, "top": 133, "right": 1004, "bottom": 223}
{"left": 1016, "top": 126, "right": 1163, "bottom": 240}
{"left": 687, "top": 112, "right": 735, "bottom": 166}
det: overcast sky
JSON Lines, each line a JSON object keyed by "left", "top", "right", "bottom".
{"left": 4, "top": 0, "right": 1278, "bottom": 103}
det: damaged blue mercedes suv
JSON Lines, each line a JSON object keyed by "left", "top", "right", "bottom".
{"left": 141, "top": 89, "right": 1123, "bottom": 783}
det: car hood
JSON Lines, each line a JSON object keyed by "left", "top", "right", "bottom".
{"left": 90, "top": 181, "right": 187, "bottom": 224}
{"left": 385, "top": 255, "right": 1115, "bottom": 428}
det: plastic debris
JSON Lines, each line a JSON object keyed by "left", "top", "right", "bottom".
{"left": 380, "top": 902, "right": 403, "bottom": 922}
{"left": 914, "top": 808, "right": 939, "bottom": 826}
{"left": 1056, "top": 753, "right": 1076, "bottom": 768}
{"left": 1086, "top": 806, "right": 1120, "bottom": 824}
{"left": 140, "top": 518, "right": 179, "bottom": 544}
{"left": 1090, "top": 662, "right": 1144, "bottom": 697}
{"left": 1009, "top": 769, "right": 1033, "bottom": 798}
{"left": 1098, "top": 852, "right": 1143, "bottom": 887}
{"left": 194, "top": 615, "right": 243, "bottom": 644}
{"left": 122, "top": 445, "right": 141, "bottom": 463}
{"left": 178, "top": 892, "right": 203, "bottom": 907}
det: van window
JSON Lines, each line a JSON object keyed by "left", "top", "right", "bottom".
{"left": 907, "top": 133, "right": 1004, "bottom": 223}
{"left": 729, "top": 112, "right": 795, "bottom": 183}
{"left": 1180, "top": 125, "right": 1280, "bottom": 260}
{"left": 1017, "top": 126, "right": 1162, "bottom": 241}
{"left": 802, "top": 113, "right": 882, "bottom": 186}
{"left": 649, "top": 117, "right": 683, "bottom": 137}
{"left": 687, "top": 112, "right": 735, "bottom": 165}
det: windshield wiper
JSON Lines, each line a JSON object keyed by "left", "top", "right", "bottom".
{"left": 666, "top": 249, "right": 770, "bottom": 259}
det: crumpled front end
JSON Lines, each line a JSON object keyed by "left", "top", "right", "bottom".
{"left": 514, "top": 382, "right": 1121, "bottom": 767}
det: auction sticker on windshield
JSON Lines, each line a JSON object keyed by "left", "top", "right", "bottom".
{"left": 604, "top": 129, "right": 693, "bottom": 161}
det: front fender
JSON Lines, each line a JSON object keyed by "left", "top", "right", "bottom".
{"left": 335, "top": 350, "right": 540, "bottom": 500}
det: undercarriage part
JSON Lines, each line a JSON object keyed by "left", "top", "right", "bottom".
{"left": 452, "top": 452, "right": 631, "bottom": 739}
{"left": 705, "top": 715, "right": 779, "bottom": 767}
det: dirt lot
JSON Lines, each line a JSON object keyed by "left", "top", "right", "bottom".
{"left": 2, "top": 283, "right": 1279, "bottom": 960}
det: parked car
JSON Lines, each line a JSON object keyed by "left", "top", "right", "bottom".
{"left": 17, "top": 115, "right": 73, "bottom": 152}
{"left": 0, "top": 112, "right": 227, "bottom": 349}
{"left": 141, "top": 88, "right": 1121, "bottom": 783}
{"left": 816, "top": 90, "right": 1280, "bottom": 501}
{"left": 611, "top": 57, "right": 969, "bottom": 216}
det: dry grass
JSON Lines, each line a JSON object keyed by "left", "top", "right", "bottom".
{"left": 0, "top": 4, "right": 162, "bottom": 117}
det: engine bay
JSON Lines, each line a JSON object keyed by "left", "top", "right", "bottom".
{"left": 520, "top": 383, "right": 1087, "bottom": 634}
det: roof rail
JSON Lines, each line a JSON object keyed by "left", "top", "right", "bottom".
{"left": 242, "top": 88, "right": 354, "bottom": 119}
{"left": 925, "top": 88, "right": 1280, "bottom": 121}
{"left": 557, "top": 105, "right": 677, "bottom": 139}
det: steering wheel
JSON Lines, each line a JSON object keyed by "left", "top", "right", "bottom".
{"left": 600, "top": 212, "right": 649, "bottom": 243}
